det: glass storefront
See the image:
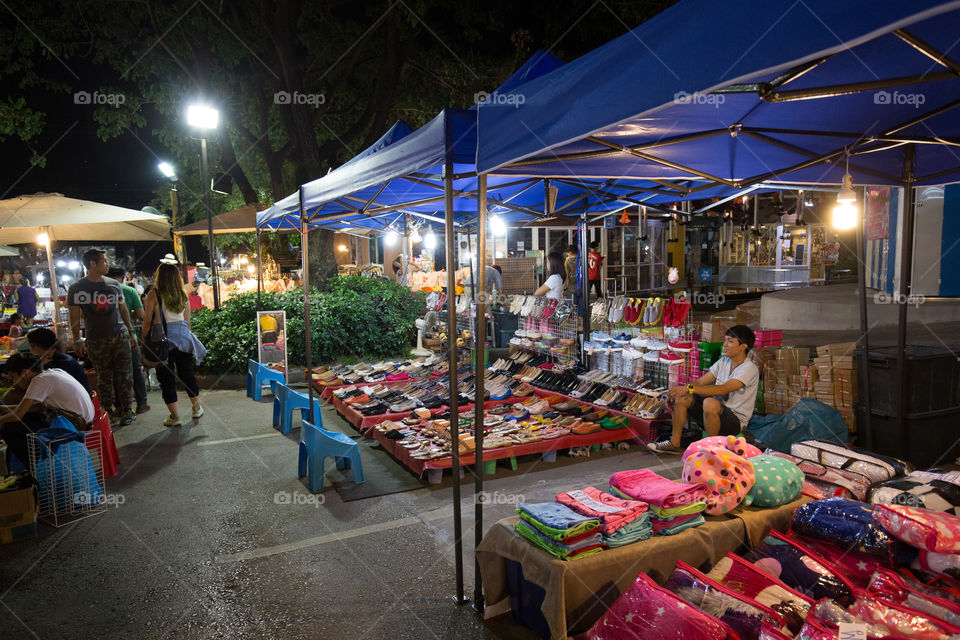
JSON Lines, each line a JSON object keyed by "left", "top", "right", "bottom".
{"left": 719, "top": 222, "right": 826, "bottom": 286}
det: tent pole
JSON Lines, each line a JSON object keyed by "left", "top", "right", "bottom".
{"left": 473, "top": 174, "right": 487, "bottom": 612}
{"left": 43, "top": 226, "right": 60, "bottom": 340}
{"left": 256, "top": 231, "right": 263, "bottom": 312}
{"left": 579, "top": 207, "right": 590, "bottom": 366}
{"left": 300, "top": 188, "right": 314, "bottom": 409}
{"left": 856, "top": 186, "right": 873, "bottom": 449}
{"left": 896, "top": 145, "right": 916, "bottom": 454}
{"left": 444, "top": 162, "right": 468, "bottom": 606}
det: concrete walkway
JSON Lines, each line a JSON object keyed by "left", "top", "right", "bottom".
{"left": 0, "top": 383, "right": 681, "bottom": 639}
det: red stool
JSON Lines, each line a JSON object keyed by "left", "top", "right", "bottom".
{"left": 88, "top": 410, "right": 119, "bottom": 478}
{"left": 91, "top": 390, "right": 103, "bottom": 416}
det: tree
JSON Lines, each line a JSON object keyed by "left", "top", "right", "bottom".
{"left": 2, "top": 0, "right": 677, "bottom": 286}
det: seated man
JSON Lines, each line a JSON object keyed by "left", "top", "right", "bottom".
{"left": 0, "top": 352, "right": 96, "bottom": 467}
{"left": 648, "top": 325, "right": 760, "bottom": 455}
{"left": 1, "top": 327, "right": 93, "bottom": 406}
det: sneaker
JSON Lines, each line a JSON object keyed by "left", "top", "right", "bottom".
{"left": 136, "top": 403, "right": 151, "bottom": 414}
{"left": 647, "top": 439, "right": 682, "bottom": 455}
{"left": 163, "top": 415, "right": 182, "bottom": 427}
{"left": 120, "top": 408, "right": 136, "bottom": 426}
{"left": 192, "top": 406, "right": 204, "bottom": 419}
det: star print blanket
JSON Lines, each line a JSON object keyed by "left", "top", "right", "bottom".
{"left": 585, "top": 572, "right": 739, "bottom": 639}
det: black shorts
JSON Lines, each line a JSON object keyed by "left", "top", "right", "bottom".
{"left": 689, "top": 395, "right": 743, "bottom": 436}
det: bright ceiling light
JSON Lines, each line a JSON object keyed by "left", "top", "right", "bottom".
{"left": 384, "top": 230, "right": 399, "bottom": 246}
{"left": 424, "top": 231, "right": 437, "bottom": 249}
{"left": 337, "top": 244, "right": 347, "bottom": 252}
{"left": 490, "top": 215, "right": 507, "bottom": 237}
{"left": 68, "top": 260, "right": 79, "bottom": 270}
{"left": 186, "top": 104, "right": 219, "bottom": 130}
{"left": 56, "top": 260, "right": 66, "bottom": 267}
{"left": 37, "top": 233, "right": 49, "bottom": 246}
{"left": 832, "top": 172, "right": 857, "bottom": 230}
{"left": 158, "top": 162, "right": 176, "bottom": 179}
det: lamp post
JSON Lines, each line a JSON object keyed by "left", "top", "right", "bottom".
{"left": 186, "top": 104, "right": 220, "bottom": 310}
{"left": 158, "top": 162, "right": 186, "bottom": 267}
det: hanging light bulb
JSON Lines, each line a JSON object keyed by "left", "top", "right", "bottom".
{"left": 424, "top": 230, "right": 437, "bottom": 249}
{"left": 411, "top": 228, "right": 422, "bottom": 242}
{"left": 490, "top": 215, "right": 507, "bottom": 237}
{"left": 384, "top": 229, "right": 399, "bottom": 246}
{"left": 832, "top": 171, "right": 857, "bottom": 230}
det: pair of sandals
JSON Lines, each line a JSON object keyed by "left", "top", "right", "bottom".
{"left": 590, "top": 299, "right": 607, "bottom": 324}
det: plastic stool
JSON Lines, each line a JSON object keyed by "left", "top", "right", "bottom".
{"left": 482, "top": 457, "right": 517, "bottom": 475}
{"left": 297, "top": 420, "right": 365, "bottom": 492}
{"left": 426, "top": 467, "right": 464, "bottom": 484}
{"left": 273, "top": 384, "right": 323, "bottom": 435}
{"left": 541, "top": 450, "right": 558, "bottom": 463}
{"left": 247, "top": 359, "right": 285, "bottom": 401}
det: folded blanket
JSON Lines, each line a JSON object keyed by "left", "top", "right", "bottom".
{"left": 556, "top": 486, "right": 649, "bottom": 534}
{"left": 602, "top": 515, "right": 653, "bottom": 547}
{"left": 610, "top": 485, "right": 707, "bottom": 517}
{"left": 517, "top": 511, "right": 601, "bottom": 544}
{"left": 516, "top": 502, "right": 600, "bottom": 538}
{"left": 652, "top": 513, "right": 705, "bottom": 536}
{"left": 610, "top": 469, "right": 707, "bottom": 510}
{"left": 514, "top": 519, "right": 606, "bottom": 560}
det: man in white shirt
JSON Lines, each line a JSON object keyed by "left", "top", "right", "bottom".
{"left": 648, "top": 325, "right": 760, "bottom": 455}
{"left": 0, "top": 352, "right": 95, "bottom": 467}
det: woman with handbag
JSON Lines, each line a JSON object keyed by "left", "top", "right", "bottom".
{"left": 141, "top": 263, "right": 207, "bottom": 427}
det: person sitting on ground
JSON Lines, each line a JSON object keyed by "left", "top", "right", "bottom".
{"left": 7, "top": 313, "right": 23, "bottom": 338}
{"left": 648, "top": 325, "right": 760, "bottom": 455}
{"left": 0, "top": 352, "right": 95, "bottom": 467}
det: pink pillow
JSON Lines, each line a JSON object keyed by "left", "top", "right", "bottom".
{"left": 682, "top": 443, "right": 756, "bottom": 515}
{"left": 874, "top": 504, "right": 960, "bottom": 553}
{"left": 683, "top": 435, "right": 761, "bottom": 461}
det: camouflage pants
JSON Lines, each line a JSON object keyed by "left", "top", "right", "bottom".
{"left": 87, "top": 329, "right": 133, "bottom": 414}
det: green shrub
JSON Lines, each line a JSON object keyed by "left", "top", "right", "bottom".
{"left": 190, "top": 276, "right": 425, "bottom": 374}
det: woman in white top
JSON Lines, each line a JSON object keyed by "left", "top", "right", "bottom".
{"left": 534, "top": 252, "right": 566, "bottom": 300}
{"left": 142, "top": 263, "right": 207, "bottom": 427}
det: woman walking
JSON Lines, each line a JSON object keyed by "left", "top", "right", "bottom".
{"left": 141, "top": 263, "right": 207, "bottom": 427}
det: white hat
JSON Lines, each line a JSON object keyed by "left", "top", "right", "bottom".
{"left": 160, "top": 253, "right": 178, "bottom": 265}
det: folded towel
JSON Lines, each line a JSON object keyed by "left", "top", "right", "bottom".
{"left": 609, "top": 469, "right": 707, "bottom": 510}
{"left": 517, "top": 511, "right": 601, "bottom": 544}
{"left": 556, "top": 486, "right": 649, "bottom": 534}
{"left": 609, "top": 485, "right": 707, "bottom": 517}
{"left": 652, "top": 513, "right": 706, "bottom": 536}
{"left": 516, "top": 502, "right": 600, "bottom": 537}
{"left": 602, "top": 514, "right": 653, "bottom": 547}
{"left": 515, "top": 519, "right": 606, "bottom": 560}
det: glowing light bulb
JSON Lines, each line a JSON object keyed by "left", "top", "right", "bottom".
{"left": 490, "top": 215, "right": 507, "bottom": 237}
{"left": 385, "top": 230, "right": 398, "bottom": 246}
{"left": 424, "top": 232, "right": 437, "bottom": 249}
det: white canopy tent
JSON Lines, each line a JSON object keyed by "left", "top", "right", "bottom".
{"left": 0, "top": 193, "right": 171, "bottom": 243}
{"left": 0, "top": 193, "right": 172, "bottom": 333}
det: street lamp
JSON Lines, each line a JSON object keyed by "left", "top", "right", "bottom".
{"left": 833, "top": 172, "right": 858, "bottom": 230}
{"left": 187, "top": 102, "right": 221, "bottom": 310}
{"left": 158, "top": 162, "right": 176, "bottom": 179}
{"left": 158, "top": 162, "right": 184, "bottom": 267}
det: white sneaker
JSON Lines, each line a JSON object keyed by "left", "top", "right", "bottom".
{"left": 163, "top": 415, "right": 182, "bottom": 427}
{"left": 192, "top": 406, "right": 204, "bottom": 419}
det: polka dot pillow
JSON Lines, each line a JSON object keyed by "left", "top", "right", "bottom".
{"left": 682, "top": 443, "right": 756, "bottom": 515}
{"left": 744, "top": 454, "right": 804, "bottom": 508}
{"left": 682, "top": 435, "right": 762, "bottom": 462}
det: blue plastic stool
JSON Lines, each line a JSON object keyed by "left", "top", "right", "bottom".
{"left": 273, "top": 384, "right": 324, "bottom": 435}
{"left": 298, "top": 420, "right": 365, "bottom": 493}
{"left": 246, "top": 359, "right": 285, "bottom": 401}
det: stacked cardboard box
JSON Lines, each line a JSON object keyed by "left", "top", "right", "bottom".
{"left": 762, "top": 347, "right": 810, "bottom": 414}
{"left": 816, "top": 342, "right": 858, "bottom": 432}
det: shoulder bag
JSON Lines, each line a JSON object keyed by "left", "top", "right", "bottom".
{"left": 142, "top": 295, "right": 171, "bottom": 367}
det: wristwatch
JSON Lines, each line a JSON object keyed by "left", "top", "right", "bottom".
{"left": 687, "top": 383, "right": 695, "bottom": 395}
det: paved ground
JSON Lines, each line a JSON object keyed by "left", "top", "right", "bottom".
{"left": 0, "top": 382, "right": 685, "bottom": 640}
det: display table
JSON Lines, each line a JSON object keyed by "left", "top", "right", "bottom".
{"left": 476, "top": 496, "right": 810, "bottom": 639}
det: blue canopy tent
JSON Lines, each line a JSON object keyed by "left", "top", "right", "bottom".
{"left": 254, "top": 50, "right": 708, "bottom": 606}
{"left": 476, "top": 0, "right": 960, "bottom": 510}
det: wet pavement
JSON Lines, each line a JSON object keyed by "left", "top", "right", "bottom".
{"left": 0, "top": 383, "right": 680, "bottom": 639}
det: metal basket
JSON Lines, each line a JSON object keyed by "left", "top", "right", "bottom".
{"left": 28, "top": 430, "right": 107, "bottom": 527}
